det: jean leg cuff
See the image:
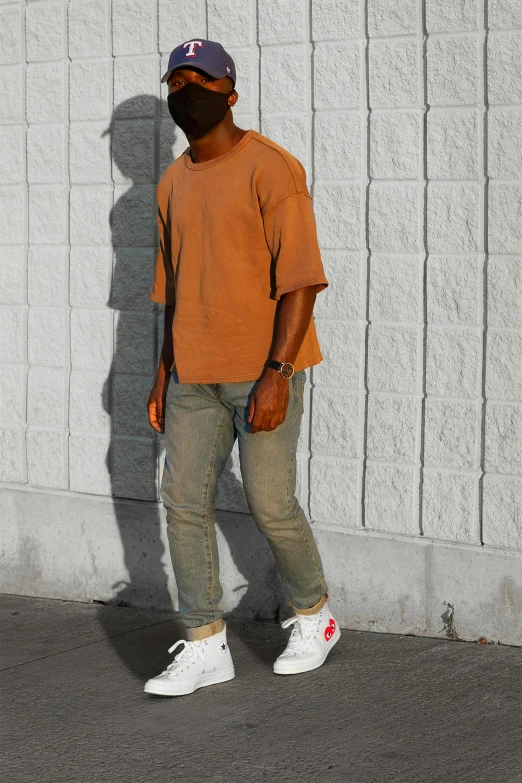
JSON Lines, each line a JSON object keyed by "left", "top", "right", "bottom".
{"left": 289, "top": 592, "right": 328, "bottom": 616}
{"left": 186, "top": 617, "right": 225, "bottom": 641}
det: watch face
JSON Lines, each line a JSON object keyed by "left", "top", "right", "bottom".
{"left": 280, "top": 362, "right": 294, "bottom": 379}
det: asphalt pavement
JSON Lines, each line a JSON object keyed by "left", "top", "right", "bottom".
{"left": 1, "top": 594, "right": 521, "bottom": 783}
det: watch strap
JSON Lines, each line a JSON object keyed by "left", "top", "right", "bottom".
{"left": 267, "top": 359, "right": 295, "bottom": 378}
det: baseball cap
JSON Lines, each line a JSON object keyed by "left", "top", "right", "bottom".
{"left": 161, "top": 39, "right": 236, "bottom": 86}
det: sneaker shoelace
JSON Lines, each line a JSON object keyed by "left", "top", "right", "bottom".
{"left": 281, "top": 614, "right": 321, "bottom": 654}
{"left": 161, "top": 639, "right": 206, "bottom": 676}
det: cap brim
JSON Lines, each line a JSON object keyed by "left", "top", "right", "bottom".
{"left": 161, "top": 62, "right": 228, "bottom": 84}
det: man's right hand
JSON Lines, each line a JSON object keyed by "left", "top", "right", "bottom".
{"left": 147, "top": 373, "right": 170, "bottom": 434}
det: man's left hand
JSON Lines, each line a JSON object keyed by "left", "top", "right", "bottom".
{"left": 247, "top": 369, "right": 290, "bottom": 433}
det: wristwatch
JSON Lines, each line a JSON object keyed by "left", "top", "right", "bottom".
{"left": 268, "top": 359, "right": 295, "bottom": 379}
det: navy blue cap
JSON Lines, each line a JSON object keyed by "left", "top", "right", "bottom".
{"left": 161, "top": 39, "right": 236, "bottom": 86}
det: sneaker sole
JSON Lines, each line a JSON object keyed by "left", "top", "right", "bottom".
{"left": 273, "top": 627, "right": 341, "bottom": 675}
{"left": 144, "top": 666, "right": 235, "bottom": 697}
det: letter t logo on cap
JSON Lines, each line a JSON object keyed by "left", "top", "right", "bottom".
{"left": 183, "top": 40, "right": 203, "bottom": 57}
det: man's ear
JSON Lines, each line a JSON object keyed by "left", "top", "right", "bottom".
{"left": 228, "top": 85, "right": 238, "bottom": 106}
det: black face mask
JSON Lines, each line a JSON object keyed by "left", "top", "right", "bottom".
{"left": 167, "top": 82, "right": 233, "bottom": 138}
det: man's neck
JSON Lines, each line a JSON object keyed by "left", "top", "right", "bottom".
{"left": 187, "top": 122, "right": 247, "bottom": 164}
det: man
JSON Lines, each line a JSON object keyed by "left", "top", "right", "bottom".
{"left": 144, "top": 39, "right": 340, "bottom": 697}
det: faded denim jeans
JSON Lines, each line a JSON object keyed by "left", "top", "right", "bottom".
{"left": 160, "top": 368, "right": 329, "bottom": 641}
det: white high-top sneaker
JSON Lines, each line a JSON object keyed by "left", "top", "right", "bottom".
{"left": 144, "top": 625, "right": 235, "bottom": 696}
{"left": 273, "top": 602, "right": 341, "bottom": 675}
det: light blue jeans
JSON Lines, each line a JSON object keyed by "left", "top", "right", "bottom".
{"left": 160, "top": 369, "right": 328, "bottom": 640}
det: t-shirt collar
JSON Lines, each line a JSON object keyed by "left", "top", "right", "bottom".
{"left": 183, "top": 129, "right": 256, "bottom": 171}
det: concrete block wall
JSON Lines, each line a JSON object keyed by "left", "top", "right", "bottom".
{"left": 1, "top": 0, "right": 521, "bottom": 644}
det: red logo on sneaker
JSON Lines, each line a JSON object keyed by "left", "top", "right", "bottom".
{"left": 324, "top": 619, "right": 336, "bottom": 642}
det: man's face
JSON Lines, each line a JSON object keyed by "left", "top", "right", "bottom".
{"left": 166, "top": 66, "right": 236, "bottom": 140}
{"left": 167, "top": 66, "right": 234, "bottom": 96}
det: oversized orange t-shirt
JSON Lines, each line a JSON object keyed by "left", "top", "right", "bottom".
{"left": 149, "top": 128, "right": 329, "bottom": 383}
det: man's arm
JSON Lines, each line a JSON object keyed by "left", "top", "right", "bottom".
{"left": 248, "top": 285, "right": 317, "bottom": 434}
{"left": 147, "top": 304, "right": 175, "bottom": 434}
{"left": 268, "top": 285, "right": 317, "bottom": 367}
{"left": 159, "top": 304, "right": 175, "bottom": 375}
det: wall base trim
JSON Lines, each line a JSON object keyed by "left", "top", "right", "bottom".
{"left": 2, "top": 487, "right": 521, "bottom": 646}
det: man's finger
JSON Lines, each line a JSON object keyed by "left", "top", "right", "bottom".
{"left": 250, "top": 407, "right": 259, "bottom": 431}
{"left": 251, "top": 409, "right": 268, "bottom": 434}
{"left": 148, "top": 402, "right": 164, "bottom": 434}
{"left": 247, "top": 395, "right": 255, "bottom": 423}
{"left": 157, "top": 400, "right": 165, "bottom": 427}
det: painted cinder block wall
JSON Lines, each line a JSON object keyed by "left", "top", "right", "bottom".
{"left": 1, "top": 0, "right": 521, "bottom": 644}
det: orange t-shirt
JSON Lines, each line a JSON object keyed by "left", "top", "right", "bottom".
{"left": 149, "top": 128, "right": 329, "bottom": 383}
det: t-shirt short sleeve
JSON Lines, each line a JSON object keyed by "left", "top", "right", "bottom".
{"left": 262, "top": 190, "right": 329, "bottom": 301}
{"left": 149, "top": 183, "right": 175, "bottom": 307}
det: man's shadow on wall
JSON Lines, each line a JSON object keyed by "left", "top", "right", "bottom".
{"left": 98, "top": 96, "right": 286, "bottom": 679}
